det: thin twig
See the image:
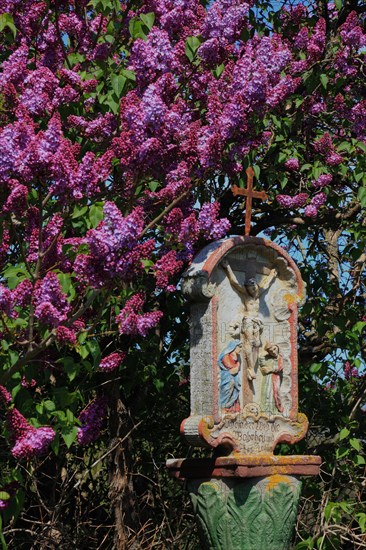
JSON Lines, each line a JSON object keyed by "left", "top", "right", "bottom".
{"left": 73, "top": 420, "right": 142, "bottom": 489}
{"left": 140, "top": 190, "right": 191, "bottom": 238}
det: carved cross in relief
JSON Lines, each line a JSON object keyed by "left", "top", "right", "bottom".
{"left": 231, "top": 167, "right": 268, "bottom": 236}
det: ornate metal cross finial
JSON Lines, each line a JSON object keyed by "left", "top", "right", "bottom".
{"left": 231, "top": 167, "right": 268, "bottom": 236}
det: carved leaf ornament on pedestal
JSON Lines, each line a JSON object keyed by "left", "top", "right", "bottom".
{"left": 189, "top": 476, "right": 302, "bottom": 550}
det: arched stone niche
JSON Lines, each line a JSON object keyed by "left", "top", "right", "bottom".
{"left": 181, "top": 236, "right": 308, "bottom": 455}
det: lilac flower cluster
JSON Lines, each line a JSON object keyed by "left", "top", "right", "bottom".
{"left": 0, "top": 384, "right": 12, "bottom": 406}
{"left": 313, "top": 174, "right": 333, "bottom": 188}
{"left": 56, "top": 319, "right": 85, "bottom": 346}
{"left": 340, "top": 11, "right": 366, "bottom": 50}
{"left": 21, "top": 67, "right": 59, "bottom": 116}
{"left": 178, "top": 214, "right": 200, "bottom": 257}
{"left": 294, "top": 27, "right": 309, "bottom": 51}
{"left": 154, "top": 250, "right": 183, "bottom": 290}
{"left": 116, "top": 294, "right": 163, "bottom": 337}
{"left": 12, "top": 279, "right": 33, "bottom": 308}
{"left": 307, "top": 18, "right": 326, "bottom": 61}
{"left": 276, "top": 193, "right": 308, "bottom": 209}
{"left": 74, "top": 203, "right": 155, "bottom": 287}
{"left": 313, "top": 133, "right": 344, "bottom": 166}
{"left": 3, "top": 180, "right": 28, "bottom": 215}
{"left": 56, "top": 326, "right": 77, "bottom": 346}
{"left": 304, "top": 192, "right": 327, "bottom": 218}
{"left": 67, "top": 113, "right": 116, "bottom": 141}
{"left": 284, "top": 158, "right": 300, "bottom": 171}
{"left": 129, "top": 27, "right": 177, "bottom": 85}
{"left": 33, "top": 272, "right": 71, "bottom": 327}
{"left": 151, "top": 162, "right": 192, "bottom": 203}
{"left": 202, "top": 0, "right": 250, "bottom": 44}
{"left": 99, "top": 352, "right": 126, "bottom": 372}
{"left": 151, "top": 0, "right": 202, "bottom": 37}
{"left": 7, "top": 408, "right": 55, "bottom": 460}
{"left": 0, "top": 112, "right": 113, "bottom": 200}
{"left": 280, "top": 3, "right": 307, "bottom": 28}
{"left": 0, "top": 227, "right": 10, "bottom": 268}
{"left": 0, "top": 284, "right": 14, "bottom": 317}
{"left": 158, "top": 202, "right": 230, "bottom": 260}
{"left": 198, "top": 202, "right": 231, "bottom": 239}
{"left": 196, "top": 35, "right": 298, "bottom": 166}
{"left": 77, "top": 397, "right": 108, "bottom": 446}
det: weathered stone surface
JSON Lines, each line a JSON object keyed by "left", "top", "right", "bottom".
{"left": 181, "top": 236, "right": 307, "bottom": 454}
{"left": 166, "top": 454, "right": 321, "bottom": 479}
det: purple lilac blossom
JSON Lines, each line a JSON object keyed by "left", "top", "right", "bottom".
{"left": 116, "top": 294, "right": 163, "bottom": 337}
{"left": 284, "top": 158, "right": 300, "bottom": 171}
{"left": 56, "top": 326, "right": 77, "bottom": 346}
{"left": 311, "top": 192, "right": 327, "bottom": 208}
{"left": 99, "top": 352, "right": 126, "bottom": 372}
{"left": 313, "top": 174, "right": 333, "bottom": 188}
{"left": 325, "top": 152, "right": 343, "bottom": 166}
{"left": 292, "top": 193, "right": 309, "bottom": 207}
{"left": 33, "top": 272, "right": 71, "bottom": 327}
{"left": 0, "top": 284, "right": 14, "bottom": 317}
{"left": 77, "top": 397, "right": 108, "bottom": 445}
{"left": 340, "top": 11, "right": 366, "bottom": 50}
{"left": 276, "top": 195, "right": 293, "bottom": 208}
{"left": 344, "top": 360, "right": 359, "bottom": 380}
{"left": 304, "top": 204, "right": 318, "bottom": 218}
{"left": 0, "top": 385, "right": 12, "bottom": 405}
{"left": 198, "top": 202, "right": 231, "bottom": 239}
{"left": 74, "top": 202, "right": 153, "bottom": 287}
{"left": 7, "top": 408, "right": 55, "bottom": 460}
{"left": 154, "top": 250, "right": 183, "bottom": 290}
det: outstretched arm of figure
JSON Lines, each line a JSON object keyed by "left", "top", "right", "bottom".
{"left": 221, "top": 259, "right": 248, "bottom": 298}
{"left": 260, "top": 267, "right": 278, "bottom": 292}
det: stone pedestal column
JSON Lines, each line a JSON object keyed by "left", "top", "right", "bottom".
{"left": 167, "top": 455, "right": 321, "bottom": 550}
{"left": 188, "top": 476, "right": 301, "bottom": 550}
{"left": 169, "top": 236, "right": 322, "bottom": 549}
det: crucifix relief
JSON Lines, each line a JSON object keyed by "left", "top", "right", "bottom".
{"left": 220, "top": 258, "right": 277, "bottom": 383}
{"left": 181, "top": 236, "right": 309, "bottom": 454}
{"left": 231, "top": 167, "right": 268, "bottom": 236}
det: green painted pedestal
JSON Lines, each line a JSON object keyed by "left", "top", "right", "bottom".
{"left": 167, "top": 455, "right": 321, "bottom": 550}
{"left": 188, "top": 475, "right": 301, "bottom": 550}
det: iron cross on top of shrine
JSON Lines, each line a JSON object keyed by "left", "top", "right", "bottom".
{"left": 231, "top": 167, "right": 268, "bottom": 236}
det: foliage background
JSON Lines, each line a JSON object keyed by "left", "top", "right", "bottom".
{"left": 0, "top": 0, "right": 365, "bottom": 548}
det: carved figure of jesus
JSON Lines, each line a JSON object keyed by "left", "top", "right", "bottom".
{"left": 221, "top": 259, "right": 277, "bottom": 381}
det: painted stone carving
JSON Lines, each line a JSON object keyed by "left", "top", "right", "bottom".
{"left": 218, "top": 340, "right": 242, "bottom": 412}
{"left": 259, "top": 343, "right": 284, "bottom": 416}
{"left": 181, "top": 236, "right": 308, "bottom": 454}
{"left": 188, "top": 475, "right": 302, "bottom": 550}
{"left": 221, "top": 259, "right": 277, "bottom": 381}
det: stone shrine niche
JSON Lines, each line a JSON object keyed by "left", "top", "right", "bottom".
{"left": 181, "top": 236, "right": 308, "bottom": 455}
